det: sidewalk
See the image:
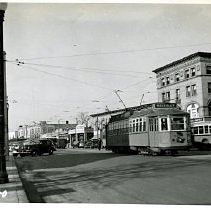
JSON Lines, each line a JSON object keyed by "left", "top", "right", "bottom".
{"left": 0, "top": 155, "right": 29, "bottom": 203}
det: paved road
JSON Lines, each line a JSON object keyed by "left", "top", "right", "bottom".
{"left": 15, "top": 148, "right": 211, "bottom": 204}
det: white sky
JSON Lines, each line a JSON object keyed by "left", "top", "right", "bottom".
{"left": 4, "top": 2, "right": 211, "bottom": 131}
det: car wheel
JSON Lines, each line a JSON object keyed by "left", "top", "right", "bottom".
{"left": 31, "top": 150, "right": 37, "bottom": 157}
{"left": 49, "top": 149, "right": 53, "bottom": 155}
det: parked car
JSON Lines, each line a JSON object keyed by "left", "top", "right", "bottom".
{"left": 84, "top": 138, "right": 99, "bottom": 149}
{"left": 84, "top": 141, "right": 92, "bottom": 148}
{"left": 13, "top": 139, "right": 55, "bottom": 157}
{"left": 72, "top": 141, "right": 79, "bottom": 148}
{"left": 78, "top": 142, "right": 84, "bottom": 148}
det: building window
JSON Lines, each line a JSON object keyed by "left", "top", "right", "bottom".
{"left": 161, "top": 78, "right": 165, "bottom": 86}
{"left": 176, "top": 89, "right": 180, "bottom": 100}
{"left": 162, "top": 92, "right": 165, "bottom": 102}
{"left": 191, "top": 84, "right": 197, "bottom": 96}
{"left": 206, "top": 65, "right": 211, "bottom": 74}
{"left": 185, "top": 69, "right": 190, "bottom": 79}
{"left": 186, "top": 86, "right": 191, "bottom": 97}
{"left": 191, "top": 67, "right": 196, "bottom": 77}
{"left": 166, "top": 77, "right": 170, "bottom": 85}
{"left": 166, "top": 92, "right": 170, "bottom": 101}
{"left": 208, "top": 83, "right": 211, "bottom": 93}
{"left": 175, "top": 73, "right": 180, "bottom": 82}
{"left": 175, "top": 89, "right": 181, "bottom": 103}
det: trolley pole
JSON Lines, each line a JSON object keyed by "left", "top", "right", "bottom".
{"left": 0, "top": 3, "right": 8, "bottom": 184}
{"left": 114, "top": 90, "right": 127, "bottom": 110}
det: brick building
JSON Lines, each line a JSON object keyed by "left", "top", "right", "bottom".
{"left": 153, "top": 52, "right": 211, "bottom": 121}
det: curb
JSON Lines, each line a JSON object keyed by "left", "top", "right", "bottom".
{"left": 14, "top": 158, "right": 45, "bottom": 203}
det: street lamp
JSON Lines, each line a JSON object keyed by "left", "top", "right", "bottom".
{"left": 0, "top": 2, "right": 8, "bottom": 184}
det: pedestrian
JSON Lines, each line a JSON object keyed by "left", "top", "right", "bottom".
{"left": 98, "top": 138, "right": 102, "bottom": 151}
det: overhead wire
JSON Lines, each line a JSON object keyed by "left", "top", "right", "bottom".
{"left": 7, "top": 59, "right": 157, "bottom": 116}
{"left": 11, "top": 41, "right": 211, "bottom": 61}
{"left": 6, "top": 59, "right": 152, "bottom": 77}
{"left": 8, "top": 62, "right": 114, "bottom": 91}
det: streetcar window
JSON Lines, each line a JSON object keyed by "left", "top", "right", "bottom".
{"left": 143, "top": 118, "right": 146, "bottom": 131}
{"left": 129, "top": 121, "right": 132, "bottom": 132}
{"left": 154, "top": 118, "right": 158, "bottom": 131}
{"left": 170, "top": 117, "right": 185, "bottom": 130}
{"left": 136, "top": 119, "right": 139, "bottom": 132}
{"left": 149, "top": 118, "right": 153, "bottom": 131}
{"left": 161, "top": 118, "right": 168, "bottom": 131}
{"left": 199, "top": 126, "right": 204, "bottom": 134}
{"left": 193, "top": 127, "right": 198, "bottom": 134}
{"left": 139, "top": 118, "right": 143, "bottom": 132}
{"left": 205, "top": 125, "right": 209, "bottom": 133}
{"left": 209, "top": 126, "right": 211, "bottom": 133}
{"left": 132, "top": 120, "right": 135, "bottom": 132}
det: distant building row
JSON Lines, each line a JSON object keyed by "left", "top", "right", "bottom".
{"left": 10, "top": 121, "right": 76, "bottom": 140}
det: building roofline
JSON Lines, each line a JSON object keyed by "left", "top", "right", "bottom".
{"left": 90, "top": 102, "right": 177, "bottom": 117}
{"left": 152, "top": 52, "right": 211, "bottom": 74}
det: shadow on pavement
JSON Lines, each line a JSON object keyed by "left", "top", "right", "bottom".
{"left": 15, "top": 151, "right": 128, "bottom": 170}
{"left": 15, "top": 152, "right": 211, "bottom": 203}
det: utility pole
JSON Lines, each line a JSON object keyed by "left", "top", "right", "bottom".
{"left": 96, "top": 116, "right": 99, "bottom": 139}
{"left": 114, "top": 90, "right": 127, "bottom": 110}
{"left": 0, "top": 3, "right": 8, "bottom": 184}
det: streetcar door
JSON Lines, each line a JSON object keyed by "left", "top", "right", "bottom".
{"left": 148, "top": 117, "right": 158, "bottom": 147}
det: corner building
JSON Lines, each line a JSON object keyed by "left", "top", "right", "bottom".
{"left": 153, "top": 52, "right": 211, "bottom": 121}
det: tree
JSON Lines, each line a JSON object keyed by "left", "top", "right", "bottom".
{"left": 77, "top": 112, "right": 91, "bottom": 127}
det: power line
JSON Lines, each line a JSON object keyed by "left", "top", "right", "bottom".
{"left": 8, "top": 62, "right": 114, "bottom": 91}
{"left": 7, "top": 59, "right": 152, "bottom": 77}
{"left": 121, "top": 76, "right": 155, "bottom": 90}
{"left": 11, "top": 41, "right": 211, "bottom": 61}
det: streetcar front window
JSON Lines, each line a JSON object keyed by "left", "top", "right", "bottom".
{"left": 161, "top": 118, "right": 168, "bottom": 131}
{"left": 170, "top": 117, "right": 185, "bottom": 130}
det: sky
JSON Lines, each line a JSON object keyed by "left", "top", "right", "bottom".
{"left": 4, "top": 2, "right": 211, "bottom": 131}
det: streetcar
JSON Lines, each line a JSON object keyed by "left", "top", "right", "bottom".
{"left": 106, "top": 103, "right": 192, "bottom": 155}
{"left": 191, "top": 121, "right": 211, "bottom": 150}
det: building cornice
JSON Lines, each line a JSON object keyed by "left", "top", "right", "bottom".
{"left": 153, "top": 52, "right": 211, "bottom": 74}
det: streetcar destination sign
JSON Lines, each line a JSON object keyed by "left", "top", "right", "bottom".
{"left": 154, "top": 103, "right": 177, "bottom": 108}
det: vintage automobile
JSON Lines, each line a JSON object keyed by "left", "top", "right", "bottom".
{"left": 84, "top": 138, "right": 99, "bottom": 149}
{"left": 13, "top": 139, "right": 55, "bottom": 157}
